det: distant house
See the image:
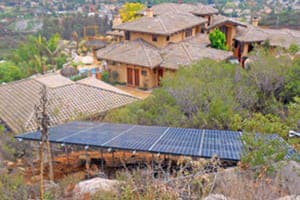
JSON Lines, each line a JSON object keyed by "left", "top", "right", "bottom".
{"left": 98, "top": 2, "right": 300, "bottom": 89}
{"left": 0, "top": 73, "right": 137, "bottom": 133}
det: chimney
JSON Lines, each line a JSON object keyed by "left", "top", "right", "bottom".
{"left": 113, "top": 14, "right": 122, "bottom": 26}
{"left": 145, "top": 3, "right": 153, "bottom": 17}
{"left": 252, "top": 16, "right": 259, "bottom": 27}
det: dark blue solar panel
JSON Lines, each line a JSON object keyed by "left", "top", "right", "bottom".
{"left": 15, "top": 121, "right": 248, "bottom": 161}
{"left": 62, "top": 123, "right": 132, "bottom": 146}
{"left": 150, "top": 128, "right": 204, "bottom": 156}
{"left": 104, "top": 125, "right": 168, "bottom": 151}
{"left": 200, "top": 130, "right": 242, "bottom": 160}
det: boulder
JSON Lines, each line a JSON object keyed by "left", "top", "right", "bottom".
{"left": 276, "top": 195, "right": 300, "bottom": 200}
{"left": 72, "top": 177, "right": 119, "bottom": 199}
{"left": 204, "top": 194, "right": 229, "bottom": 200}
{"left": 278, "top": 161, "right": 300, "bottom": 195}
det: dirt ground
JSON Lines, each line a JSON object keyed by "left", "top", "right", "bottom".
{"left": 116, "top": 85, "right": 152, "bottom": 99}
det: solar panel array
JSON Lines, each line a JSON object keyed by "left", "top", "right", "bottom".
{"left": 16, "top": 121, "right": 243, "bottom": 161}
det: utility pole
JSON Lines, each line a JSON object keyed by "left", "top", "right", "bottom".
{"left": 35, "top": 85, "right": 54, "bottom": 200}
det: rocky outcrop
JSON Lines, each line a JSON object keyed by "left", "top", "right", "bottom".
{"left": 72, "top": 177, "right": 119, "bottom": 200}
{"left": 278, "top": 161, "right": 300, "bottom": 195}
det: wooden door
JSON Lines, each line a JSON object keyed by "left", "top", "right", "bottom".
{"left": 134, "top": 69, "right": 139, "bottom": 86}
{"left": 127, "top": 68, "right": 133, "bottom": 85}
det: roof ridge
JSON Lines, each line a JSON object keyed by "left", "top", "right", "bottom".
{"left": 140, "top": 40, "right": 154, "bottom": 67}
{"left": 0, "top": 75, "right": 39, "bottom": 88}
{"left": 157, "top": 16, "right": 169, "bottom": 34}
{"left": 76, "top": 82, "right": 140, "bottom": 99}
{"left": 181, "top": 43, "right": 193, "bottom": 61}
{"left": 170, "top": 3, "right": 179, "bottom": 13}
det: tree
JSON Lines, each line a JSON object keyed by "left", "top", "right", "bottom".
{"left": 119, "top": 2, "right": 145, "bottom": 22}
{"left": 105, "top": 59, "right": 239, "bottom": 129}
{"left": 0, "top": 61, "right": 23, "bottom": 83}
{"left": 35, "top": 85, "right": 54, "bottom": 199}
{"left": 209, "top": 28, "right": 227, "bottom": 50}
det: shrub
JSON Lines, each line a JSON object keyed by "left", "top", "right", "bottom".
{"left": 288, "top": 43, "right": 299, "bottom": 54}
{"left": 101, "top": 71, "right": 109, "bottom": 83}
{"left": 209, "top": 28, "right": 227, "bottom": 50}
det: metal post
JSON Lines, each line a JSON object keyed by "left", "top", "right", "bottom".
{"left": 112, "top": 151, "right": 115, "bottom": 167}
{"left": 101, "top": 149, "right": 104, "bottom": 171}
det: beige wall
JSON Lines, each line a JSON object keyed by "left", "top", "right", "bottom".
{"left": 107, "top": 62, "right": 158, "bottom": 88}
{"left": 130, "top": 32, "right": 168, "bottom": 48}
{"left": 128, "top": 25, "right": 202, "bottom": 48}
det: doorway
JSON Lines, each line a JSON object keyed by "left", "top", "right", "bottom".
{"left": 127, "top": 67, "right": 140, "bottom": 87}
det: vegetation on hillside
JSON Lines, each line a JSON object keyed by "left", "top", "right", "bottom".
{"left": 260, "top": 10, "right": 300, "bottom": 29}
{"left": 119, "top": 2, "right": 145, "bottom": 22}
{"left": 1, "top": 34, "right": 67, "bottom": 83}
{"left": 105, "top": 51, "right": 300, "bottom": 150}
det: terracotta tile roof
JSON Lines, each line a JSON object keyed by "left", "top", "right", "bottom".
{"left": 114, "top": 12, "right": 207, "bottom": 35}
{"left": 85, "top": 39, "right": 107, "bottom": 49}
{"left": 161, "top": 37, "right": 232, "bottom": 69}
{"left": 77, "top": 77, "right": 133, "bottom": 96}
{"left": 236, "top": 26, "right": 300, "bottom": 48}
{"left": 106, "top": 30, "right": 124, "bottom": 37}
{"left": 235, "top": 25, "right": 269, "bottom": 43}
{"left": 263, "top": 29, "right": 300, "bottom": 49}
{"left": 208, "top": 15, "right": 247, "bottom": 29}
{"left": 96, "top": 39, "right": 163, "bottom": 68}
{"left": 97, "top": 34, "right": 231, "bottom": 70}
{"left": 0, "top": 74, "right": 137, "bottom": 133}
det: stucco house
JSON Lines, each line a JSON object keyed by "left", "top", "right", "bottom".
{"left": 97, "top": 3, "right": 300, "bottom": 89}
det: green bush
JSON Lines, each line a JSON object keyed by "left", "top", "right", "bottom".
{"left": 101, "top": 71, "right": 109, "bottom": 83}
{"left": 288, "top": 44, "right": 299, "bottom": 54}
{"left": 0, "top": 61, "right": 23, "bottom": 83}
{"left": 209, "top": 28, "right": 227, "bottom": 50}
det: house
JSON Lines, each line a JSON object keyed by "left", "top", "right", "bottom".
{"left": 97, "top": 34, "right": 232, "bottom": 88}
{"left": 0, "top": 73, "right": 137, "bottom": 133}
{"left": 98, "top": 2, "right": 300, "bottom": 89}
{"left": 235, "top": 24, "right": 300, "bottom": 59}
{"left": 98, "top": 3, "right": 232, "bottom": 89}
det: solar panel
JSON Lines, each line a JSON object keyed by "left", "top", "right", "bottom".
{"left": 62, "top": 123, "right": 132, "bottom": 146}
{"left": 15, "top": 121, "right": 247, "bottom": 161}
{"left": 104, "top": 125, "right": 168, "bottom": 151}
{"left": 200, "top": 130, "right": 242, "bottom": 160}
{"left": 150, "top": 128, "right": 204, "bottom": 157}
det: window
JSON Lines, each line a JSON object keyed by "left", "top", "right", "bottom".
{"left": 141, "top": 70, "right": 147, "bottom": 76}
{"left": 185, "top": 28, "right": 192, "bottom": 38}
{"left": 152, "top": 35, "right": 158, "bottom": 42}
{"left": 166, "top": 36, "right": 170, "bottom": 41}
{"left": 125, "top": 31, "right": 130, "bottom": 40}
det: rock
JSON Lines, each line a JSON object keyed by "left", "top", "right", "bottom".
{"left": 276, "top": 195, "right": 300, "bottom": 200}
{"left": 204, "top": 194, "right": 229, "bottom": 200}
{"left": 278, "top": 161, "right": 300, "bottom": 195}
{"left": 72, "top": 177, "right": 119, "bottom": 199}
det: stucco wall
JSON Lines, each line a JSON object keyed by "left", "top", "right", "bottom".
{"left": 107, "top": 62, "right": 158, "bottom": 88}
{"left": 128, "top": 25, "right": 202, "bottom": 48}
